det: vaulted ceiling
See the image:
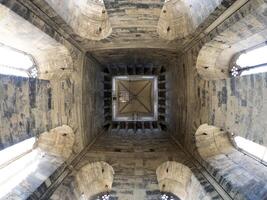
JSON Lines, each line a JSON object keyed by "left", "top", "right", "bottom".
{"left": 16, "top": 0, "right": 236, "bottom": 65}
{"left": 28, "top": 1, "right": 232, "bottom": 47}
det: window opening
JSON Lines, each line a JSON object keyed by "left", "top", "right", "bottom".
{"left": 0, "top": 137, "right": 36, "bottom": 168}
{"left": 0, "top": 137, "right": 37, "bottom": 198}
{"left": 0, "top": 43, "right": 37, "bottom": 78}
{"left": 230, "top": 43, "right": 267, "bottom": 77}
{"left": 234, "top": 136, "right": 267, "bottom": 164}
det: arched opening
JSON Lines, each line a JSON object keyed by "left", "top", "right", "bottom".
{"left": 195, "top": 124, "right": 267, "bottom": 200}
{"left": 0, "top": 125, "right": 75, "bottom": 199}
{"left": 156, "top": 161, "right": 211, "bottom": 200}
{"left": 0, "top": 4, "right": 73, "bottom": 80}
{"left": 230, "top": 43, "right": 267, "bottom": 77}
{"left": 0, "top": 3, "right": 77, "bottom": 151}
{"left": 196, "top": 0, "right": 267, "bottom": 80}
{"left": 233, "top": 136, "right": 267, "bottom": 165}
{"left": 157, "top": 0, "right": 222, "bottom": 40}
{"left": 0, "top": 43, "right": 37, "bottom": 78}
{"left": 74, "top": 162, "right": 114, "bottom": 200}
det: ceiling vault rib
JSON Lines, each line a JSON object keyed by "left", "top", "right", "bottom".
{"left": 119, "top": 101, "right": 131, "bottom": 113}
{"left": 135, "top": 98, "right": 151, "bottom": 113}
{"left": 135, "top": 81, "right": 151, "bottom": 96}
{"left": 118, "top": 81, "right": 131, "bottom": 94}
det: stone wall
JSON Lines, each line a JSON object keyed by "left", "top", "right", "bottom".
{"left": 194, "top": 124, "right": 267, "bottom": 200}
{"left": 0, "top": 74, "right": 51, "bottom": 149}
{"left": 51, "top": 131, "right": 222, "bottom": 200}
{"left": 0, "top": 125, "right": 76, "bottom": 200}
{"left": 44, "top": 0, "right": 112, "bottom": 40}
{"left": 169, "top": 0, "right": 267, "bottom": 150}
{"left": 0, "top": 0, "right": 104, "bottom": 152}
{"left": 0, "top": 3, "right": 73, "bottom": 79}
{"left": 169, "top": 43, "right": 267, "bottom": 149}
{"left": 158, "top": 0, "right": 222, "bottom": 40}
{"left": 82, "top": 55, "right": 104, "bottom": 146}
{"left": 74, "top": 161, "right": 114, "bottom": 199}
{"left": 170, "top": 40, "right": 267, "bottom": 146}
{"left": 196, "top": 0, "right": 267, "bottom": 80}
{"left": 168, "top": 2, "right": 267, "bottom": 199}
{"left": 157, "top": 161, "right": 211, "bottom": 200}
{"left": 1, "top": 0, "right": 236, "bottom": 52}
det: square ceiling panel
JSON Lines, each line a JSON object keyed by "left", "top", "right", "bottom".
{"left": 112, "top": 76, "right": 158, "bottom": 121}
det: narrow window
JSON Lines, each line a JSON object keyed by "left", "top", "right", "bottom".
{"left": 234, "top": 136, "right": 267, "bottom": 164}
{"left": 0, "top": 137, "right": 37, "bottom": 198}
{"left": 0, "top": 43, "right": 37, "bottom": 78}
{"left": 230, "top": 44, "right": 267, "bottom": 77}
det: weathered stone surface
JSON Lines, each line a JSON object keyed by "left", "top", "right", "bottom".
{"left": 0, "top": 74, "right": 51, "bottom": 150}
{"left": 74, "top": 161, "right": 114, "bottom": 199}
{"left": 157, "top": 161, "right": 211, "bottom": 200}
{"left": 1, "top": 0, "right": 267, "bottom": 199}
{"left": 51, "top": 132, "right": 221, "bottom": 200}
{"left": 0, "top": 4, "right": 73, "bottom": 79}
{"left": 169, "top": 1, "right": 267, "bottom": 148}
{"left": 36, "top": 125, "right": 75, "bottom": 159}
{"left": 157, "top": 161, "right": 192, "bottom": 200}
{"left": 194, "top": 124, "right": 267, "bottom": 200}
{"left": 82, "top": 56, "right": 104, "bottom": 146}
{"left": 45, "top": 0, "right": 112, "bottom": 40}
{"left": 158, "top": 0, "right": 222, "bottom": 40}
{"left": 0, "top": 150, "right": 63, "bottom": 200}
{"left": 195, "top": 124, "right": 234, "bottom": 159}
{"left": 0, "top": 0, "right": 104, "bottom": 152}
{"left": 11, "top": 0, "right": 236, "bottom": 51}
{"left": 196, "top": 0, "right": 267, "bottom": 80}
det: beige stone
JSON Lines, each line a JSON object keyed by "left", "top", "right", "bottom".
{"left": 74, "top": 162, "right": 114, "bottom": 199}
{"left": 36, "top": 125, "right": 75, "bottom": 160}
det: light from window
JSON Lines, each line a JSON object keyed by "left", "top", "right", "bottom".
{"left": 0, "top": 44, "right": 37, "bottom": 78}
{"left": 0, "top": 137, "right": 36, "bottom": 168}
{"left": 0, "top": 150, "right": 40, "bottom": 198}
{"left": 231, "top": 44, "right": 267, "bottom": 77}
{"left": 234, "top": 136, "right": 267, "bottom": 163}
{"left": 0, "top": 137, "right": 38, "bottom": 198}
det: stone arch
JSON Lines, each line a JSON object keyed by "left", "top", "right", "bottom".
{"left": 196, "top": 0, "right": 267, "bottom": 80}
{"left": 44, "top": 0, "right": 112, "bottom": 40}
{"left": 195, "top": 124, "right": 234, "bottom": 159}
{"left": 74, "top": 161, "right": 114, "bottom": 200}
{"left": 156, "top": 161, "right": 211, "bottom": 200}
{"left": 0, "top": 125, "right": 76, "bottom": 199}
{"left": 36, "top": 125, "right": 75, "bottom": 160}
{"left": 0, "top": 4, "right": 73, "bottom": 80}
{"left": 195, "top": 124, "right": 267, "bottom": 200}
{"left": 157, "top": 0, "right": 222, "bottom": 40}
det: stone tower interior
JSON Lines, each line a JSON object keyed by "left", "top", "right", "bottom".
{"left": 0, "top": 0, "right": 267, "bottom": 200}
